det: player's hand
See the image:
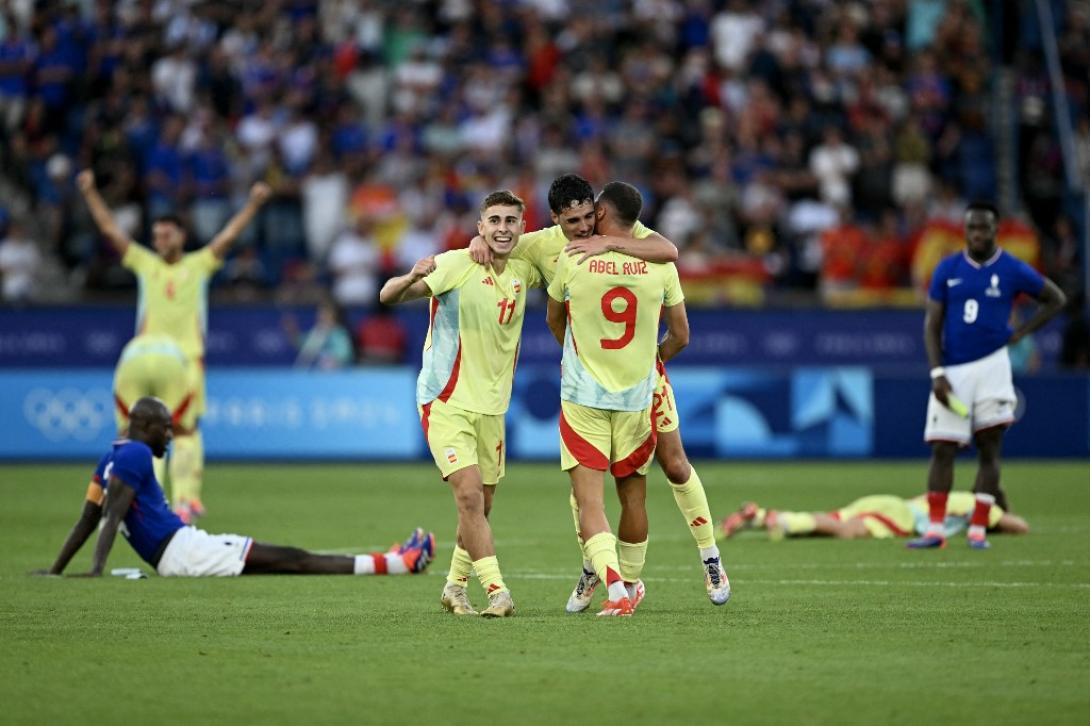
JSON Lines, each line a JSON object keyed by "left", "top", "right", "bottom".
{"left": 410, "top": 256, "right": 436, "bottom": 281}
{"left": 468, "top": 235, "right": 492, "bottom": 265}
{"left": 249, "top": 182, "right": 273, "bottom": 206}
{"left": 565, "top": 235, "right": 611, "bottom": 264}
{"left": 931, "top": 375, "right": 952, "bottom": 406}
{"left": 76, "top": 170, "right": 95, "bottom": 193}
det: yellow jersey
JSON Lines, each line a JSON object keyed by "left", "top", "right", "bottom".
{"left": 512, "top": 221, "right": 655, "bottom": 285}
{"left": 547, "top": 250, "right": 684, "bottom": 411}
{"left": 122, "top": 244, "right": 222, "bottom": 361}
{"left": 417, "top": 250, "right": 542, "bottom": 415}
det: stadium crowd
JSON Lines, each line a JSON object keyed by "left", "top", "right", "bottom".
{"left": 0, "top": 0, "right": 1085, "bottom": 310}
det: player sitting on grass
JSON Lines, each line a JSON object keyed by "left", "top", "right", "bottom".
{"left": 36, "top": 397, "right": 434, "bottom": 578}
{"left": 719, "top": 492, "right": 1029, "bottom": 541}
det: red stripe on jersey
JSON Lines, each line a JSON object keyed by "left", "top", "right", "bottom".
{"left": 114, "top": 394, "right": 130, "bottom": 420}
{"left": 655, "top": 357, "right": 671, "bottom": 383}
{"left": 437, "top": 338, "right": 462, "bottom": 403}
{"left": 172, "top": 393, "right": 194, "bottom": 429}
{"left": 860, "top": 511, "right": 910, "bottom": 537}
{"left": 559, "top": 412, "right": 608, "bottom": 471}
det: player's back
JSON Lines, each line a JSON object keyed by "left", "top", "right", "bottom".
{"left": 548, "top": 250, "right": 684, "bottom": 411}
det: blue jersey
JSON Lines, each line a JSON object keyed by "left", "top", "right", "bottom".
{"left": 94, "top": 440, "right": 185, "bottom": 565}
{"left": 928, "top": 250, "right": 1044, "bottom": 365}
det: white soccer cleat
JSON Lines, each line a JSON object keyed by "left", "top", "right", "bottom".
{"left": 704, "top": 556, "right": 731, "bottom": 606}
{"left": 565, "top": 567, "right": 600, "bottom": 613}
{"left": 625, "top": 579, "right": 646, "bottom": 612}
{"left": 440, "top": 582, "right": 478, "bottom": 616}
{"left": 480, "top": 589, "right": 515, "bottom": 618}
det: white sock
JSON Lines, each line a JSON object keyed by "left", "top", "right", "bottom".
{"left": 582, "top": 560, "right": 594, "bottom": 574}
{"left": 607, "top": 580, "right": 629, "bottom": 601}
{"left": 700, "top": 545, "right": 720, "bottom": 562}
{"left": 353, "top": 553, "right": 408, "bottom": 575}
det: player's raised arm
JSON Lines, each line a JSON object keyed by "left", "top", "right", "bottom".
{"left": 34, "top": 479, "right": 105, "bottom": 576}
{"left": 923, "top": 298, "right": 952, "bottom": 406}
{"left": 77, "top": 170, "right": 134, "bottom": 257}
{"left": 1010, "top": 278, "right": 1067, "bottom": 344}
{"left": 565, "top": 230, "right": 678, "bottom": 264}
{"left": 658, "top": 301, "right": 690, "bottom": 363}
{"left": 85, "top": 478, "right": 137, "bottom": 576}
{"left": 379, "top": 256, "right": 436, "bottom": 305}
{"left": 207, "top": 182, "right": 272, "bottom": 260}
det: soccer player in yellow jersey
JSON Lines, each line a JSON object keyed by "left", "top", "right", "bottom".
{"left": 545, "top": 181, "right": 692, "bottom": 617}
{"left": 380, "top": 190, "right": 542, "bottom": 618}
{"left": 77, "top": 169, "right": 270, "bottom": 522}
{"left": 474, "top": 174, "right": 730, "bottom": 608}
{"left": 720, "top": 492, "right": 1029, "bottom": 541}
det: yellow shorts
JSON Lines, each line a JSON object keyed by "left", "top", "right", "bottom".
{"left": 559, "top": 400, "right": 656, "bottom": 477}
{"left": 113, "top": 345, "right": 198, "bottom": 434}
{"left": 419, "top": 398, "right": 505, "bottom": 485}
{"left": 652, "top": 360, "right": 679, "bottom": 434}
{"left": 835, "top": 495, "right": 914, "bottom": 539}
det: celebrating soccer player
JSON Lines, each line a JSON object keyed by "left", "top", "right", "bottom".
{"left": 37, "top": 398, "right": 434, "bottom": 579}
{"left": 471, "top": 174, "right": 730, "bottom": 608}
{"left": 544, "top": 181, "right": 691, "bottom": 616}
{"left": 380, "top": 191, "right": 542, "bottom": 618}
{"left": 908, "top": 201, "right": 1065, "bottom": 550}
{"left": 77, "top": 170, "right": 271, "bottom": 524}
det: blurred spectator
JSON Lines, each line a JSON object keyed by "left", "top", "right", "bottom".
{"left": 356, "top": 296, "right": 409, "bottom": 365}
{"left": 328, "top": 215, "right": 380, "bottom": 306}
{"left": 283, "top": 298, "right": 355, "bottom": 370}
{"left": 301, "top": 151, "right": 349, "bottom": 261}
{"left": 809, "top": 126, "right": 859, "bottom": 207}
{"left": 0, "top": 221, "right": 39, "bottom": 303}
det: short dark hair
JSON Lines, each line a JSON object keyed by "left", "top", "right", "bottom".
{"left": 547, "top": 174, "right": 594, "bottom": 214}
{"left": 479, "top": 190, "right": 525, "bottom": 215}
{"left": 596, "top": 181, "right": 643, "bottom": 226}
{"left": 153, "top": 214, "right": 187, "bottom": 231}
{"left": 966, "top": 201, "right": 999, "bottom": 219}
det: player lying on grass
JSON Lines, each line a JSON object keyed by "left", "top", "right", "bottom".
{"left": 719, "top": 492, "right": 1029, "bottom": 541}
{"left": 36, "top": 397, "right": 435, "bottom": 578}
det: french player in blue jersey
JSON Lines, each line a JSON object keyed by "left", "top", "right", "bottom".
{"left": 908, "top": 202, "right": 1065, "bottom": 550}
{"left": 37, "top": 397, "right": 435, "bottom": 578}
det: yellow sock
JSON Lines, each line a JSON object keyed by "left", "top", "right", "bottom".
{"left": 671, "top": 468, "right": 716, "bottom": 548}
{"left": 583, "top": 532, "right": 628, "bottom": 601}
{"left": 779, "top": 511, "right": 817, "bottom": 535}
{"left": 168, "top": 433, "right": 197, "bottom": 505}
{"left": 473, "top": 556, "right": 507, "bottom": 596}
{"left": 618, "top": 539, "right": 647, "bottom": 583}
{"left": 446, "top": 546, "right": 473, "bottom": 587}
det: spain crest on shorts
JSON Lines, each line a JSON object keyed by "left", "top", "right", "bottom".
{"left": 445, "top": 447, "right": 458, "bottom": 464}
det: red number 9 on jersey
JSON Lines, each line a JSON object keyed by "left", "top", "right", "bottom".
{"left": 599, "top": 287, "right": 638, "bottom": 349}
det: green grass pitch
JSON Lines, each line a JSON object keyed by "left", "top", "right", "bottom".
{"left": 2, "top": 461, "right": 1088, "bottom": 724}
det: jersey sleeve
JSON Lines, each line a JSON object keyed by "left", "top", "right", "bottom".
{"left": 631, "top": 221, "right": 655, "bottom": 240}
{"left": 662, "top": 263, "right": 685, "bottom": 306}
{"left": 121, "top": 243, "right": 157, "bottom": 276}
{"left": 191, "top": 246, "right": 224, "bottom": 275}
{"left": 928, "top": 258, "right": 950, "bottom": 303}
{"left": 423, "top": 250, "right": 474, "bottom": 297}
{"left": 108, "top": 445, "right": 152, "bottom": 494}
{"left": 546, "top": 252, "right": 570, "bottom": 302}
{"left": 1012, "top": 258, "right": 1045, "bottom": 297}
{"left": 512, "top": 230, "right": 553, "bottom": 281}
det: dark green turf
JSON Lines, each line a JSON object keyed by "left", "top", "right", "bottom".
{"left": 2, "top": 461, "right": 1088, "bottom": 724}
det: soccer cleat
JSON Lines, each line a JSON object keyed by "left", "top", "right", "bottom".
{"left": 704, "top": 556, "right": 731, "bottom": 606}
{"left": 398, "top": 528, "right": 436, "bottom": 573}
{"left": 906, "top": 533, "right": 947, "bottom": 549}
{"left": 596, "top": 596, "right": 635, "bottom": 617}
{"left": 625, "top": 580, "right": 646, "bottom": 611}
{"left": 480, "top": 589, "right": 515, "bottom": 618}
{"left": 172, "top": 503, "right": 193, "bottom": 525}
{"left": 967, "top": 535, "right": 991, "bottom": 550}
{"left": 440, "top": 582, "right": 479, "bottom": 616}
{"left": 719, "top": 502, "right": 760, "bottom": 538}
{"left": 565, "top": 567, "right": 600, "bottom": 613}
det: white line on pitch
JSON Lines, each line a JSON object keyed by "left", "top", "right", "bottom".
{"left": 508, "top": 572, "right": 1090, "bottom": 589}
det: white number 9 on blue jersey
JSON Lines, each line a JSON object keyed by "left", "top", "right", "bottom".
{"left": 963, "top": 299, "right": 979, "bottom": 324}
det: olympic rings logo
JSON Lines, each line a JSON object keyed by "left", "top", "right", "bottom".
{"left": 23, "top": 387, "right": 113, "bottom": 441}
